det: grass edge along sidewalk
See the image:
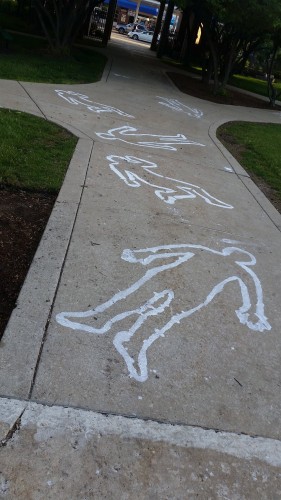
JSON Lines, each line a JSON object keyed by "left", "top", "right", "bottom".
{"left": 0, "top": 32, "right": 107, "bottom": 84}
{"left": 0, "top": 108, "right": 78, "bottom": 339}
{"left": 217, "top": 121, "right": 281, "bottom": 214}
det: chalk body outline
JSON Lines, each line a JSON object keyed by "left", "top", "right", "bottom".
{"left": 157, "top": 96, "right": 203, "bottom": 119}
{"left": 56, "top": 244, "right": 271, "bottom": 382}
{"left": 55, "top": 90, "right": 134, "bottom": 118}
{"left": 96, "top": 126, "right": 205, "bottom": 151}
{"left": 107, "top": 155, "right": 233, "bottom": 209}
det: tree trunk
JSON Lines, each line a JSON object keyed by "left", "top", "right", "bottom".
{"left": 267, "top": 45, "right": 278, "bottom": 107}
{"left": 102, "top": 0, "right": 118, "bottom": 46}
{"left": 157, "top": 0, "right": 175, "bottom": 58}
{"left": 220, "top": 44, "right": 236, "bottom": 90}
{"left": 207, "top": 37, "right": 219, "bottom": 93}
{"left": 151, "top": 0, "right": 165, "bottom": 52}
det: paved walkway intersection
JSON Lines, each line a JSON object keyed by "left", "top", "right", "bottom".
{"left": 0, "top": 34, "right": 281, "bottom": 498}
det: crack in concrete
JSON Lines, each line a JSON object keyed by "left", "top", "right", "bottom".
{"left": 0, "top": 407, "right": 26, "bottom": 447}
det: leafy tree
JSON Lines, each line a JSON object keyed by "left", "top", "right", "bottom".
{"left": 177, "top": 0, "right": 281, "bottom": 94}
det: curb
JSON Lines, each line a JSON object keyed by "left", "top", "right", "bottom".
{"left": 209, "top": 119, "right": 281, "bottom": 232}
{"left": 0, "top": 138, "right": 93, "bottom": 398}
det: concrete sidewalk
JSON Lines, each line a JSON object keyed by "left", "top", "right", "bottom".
{"left": 0, "top": 34, "right": 281, "bottom": 498}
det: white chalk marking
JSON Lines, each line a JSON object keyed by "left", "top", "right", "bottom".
{"left": 55, "top": 90, "right": 134, "bottom": 118}
{"left": 157, "top": 96, "right": 203, "bottom": 119}
{"left": 96, "top": 126, "right": 205, "bottom": 151}
{"left": 107, "top": 155, "right": 233, "bottom": 209}
{"left": 113, "top": 73, "right": 130, "bottom": 79}
{"left": 56, "top": 244, "right": 271, "bottom": 382}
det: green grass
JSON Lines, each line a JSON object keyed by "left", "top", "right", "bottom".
{"left": 217, "top": 121, "right": 281, "bottom": 198}
{"left": 229, "top": 74, "right": 281, "bottom": 98}
{"left": 0, "top": 108, "right": 77, "bottom": 192}
{"left": 0, "top": 33, "right": 107, "bottom": 83}
{"left": 174, "top": 63, "right": 281, "bottom": 100}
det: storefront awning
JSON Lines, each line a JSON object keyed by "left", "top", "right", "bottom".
{"left": 105, "top": 0, "right": 159, "bottom": 16}
{"left": 119, "top": 0, "right": 158, "bottom": 15}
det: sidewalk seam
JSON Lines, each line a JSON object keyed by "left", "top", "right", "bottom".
{"left": 2, "top": 397, "right": 281, "bottom": 467}
{"left": 18, "top": 81, "right": 48, "bottom": 120}
{"left": 27, "top": 140, "right": 95, "bottom": 400}
{"left": 1, "top": 394, "right": 281, "bottom": 445}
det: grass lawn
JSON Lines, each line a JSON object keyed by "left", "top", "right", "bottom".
{"left": 217, "top": 121, "right": 281, "bottom": 202}
{"left": 230, "top": 74, "right": 281, "bottom": 99}
{"left": 0, "top": 108, "right": 78, "bottom": 191}
{"left": 0, "top": 33, "right": 107, "bottom": 84}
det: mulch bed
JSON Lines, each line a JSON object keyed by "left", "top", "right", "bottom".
{"left": 0, "top": 72, "right": 280, "bottom": 340}
{"left": 167, "top": 72, "right": 281, "bottom": 109}
{"left": 0, "top": 188, "right": 56, "bottom": 339}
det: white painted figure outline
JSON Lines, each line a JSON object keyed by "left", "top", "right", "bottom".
{"left": 55, "top": 90, "right": 134, "bottom": 118}
{"left": 107, "top": 155, "right": 233, "bottom": 209}
{"left": 96, "top": 126, "right": 205, "bottom": 151}
{"left": 157, "top": 96, "right": 203, "bottom": 119}
{"left": 113, "top": 73, "right": 131, "bottom": 79}
{"left": 56, "top": 243, "right": 271, "bottom": 382}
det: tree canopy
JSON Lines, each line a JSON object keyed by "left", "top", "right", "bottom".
{"left": 176, "top": 0, "right": 281, "bottom": 93}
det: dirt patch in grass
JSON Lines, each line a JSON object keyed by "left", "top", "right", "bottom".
{"left": 0, "top": 188, "right": 56, "bottom": 339}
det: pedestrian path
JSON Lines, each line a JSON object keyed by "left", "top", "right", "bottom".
{"left": 0, "top": 34, "right": 281, "bottom": 498}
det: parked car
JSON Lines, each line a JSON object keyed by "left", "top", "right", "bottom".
{"left": 128, "top": 30, "right": 154, "bottom": 43}
{"left": 118, "top": 23, "right": 146, "bottom": 35}
{"left": 115, "top": 22, "right": 126, "bottom": 32}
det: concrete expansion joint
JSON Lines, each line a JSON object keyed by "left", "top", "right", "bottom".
{"left": 12, "top": 395, "right": 281, "bottom": 442}
{"left": 0, "top": 407, "right": 26, "bottom": 448}
{"left": 18, "top": 81, "right": 47, "bottom": 120}
{"left": 27, "top": 140, "right": 96, "bottom": 401}
{"left": 1, "top": 397, "right": 281, "bottom": 467}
